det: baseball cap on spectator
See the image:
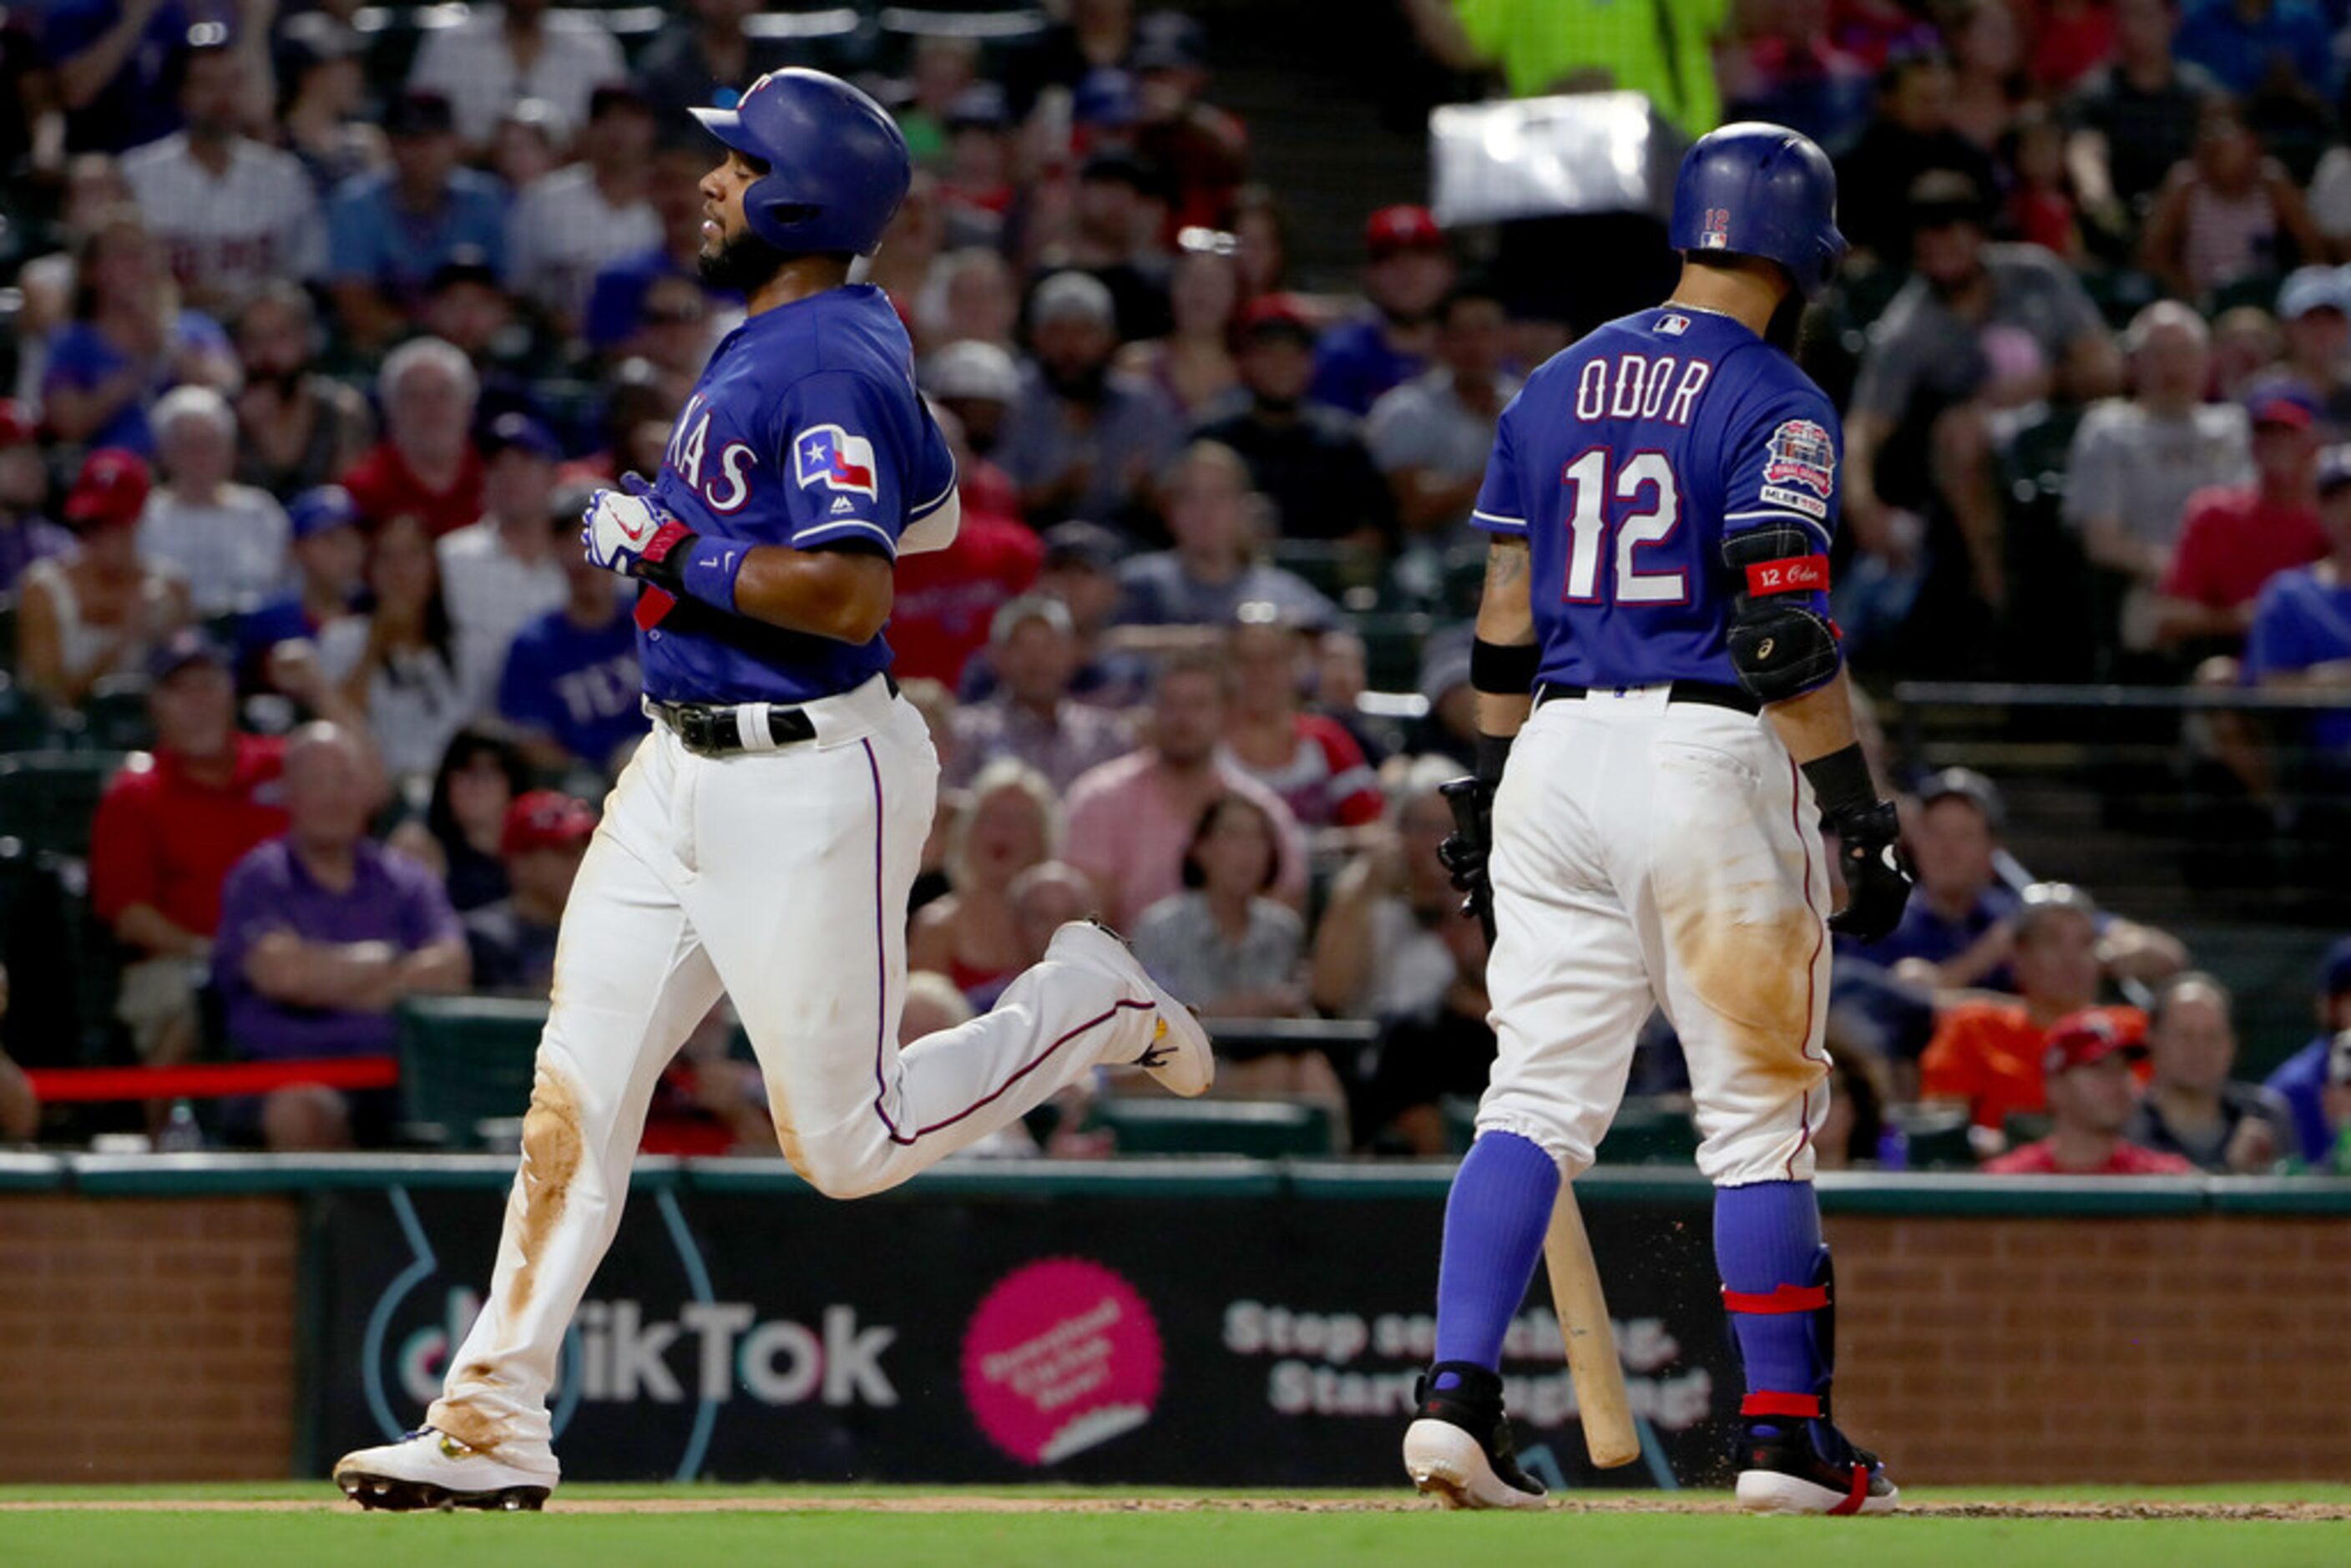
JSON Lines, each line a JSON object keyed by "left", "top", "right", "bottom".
{"left": 1079, "top": 146, "right": 1155, "bottom": 195}
{"left": 1133, "top": 12, "right": 1208, "bottom": 73}
{"left": 386, "top": 89, "right": 457, "bottom": 139}
{"left": 988, "top": 593, "right": 1075, "bottom": 647}
{"left": 1918, "top": 766, "right": 2006, "bottom": 832}
{"left": 2014, "top": 882, "right": 2100, "bottom": 946}
{"left": 502, "top": 790, "right": 597, "bottom": 857}
{"left": 483, "top": 412, "right": 562, "bottom": 463}
{"left": 1040, "top": 518, "right": 1125, "bottom": 574}
{"left": 1074, "top": 68, "right": 1138, "bottom": 130}
{"left": 1032, "top": 270, "right": 1118, "bottom": 330}
{"left": 2042, "top": 1010, "right": 2141, "bottom": 1077}
{"left": 2320, "top": 937, "right": 2351, "bottom": 999}
{"left": 288, "top": 484, "right": 361, "bottom": 539}
{"left": 1365, "top": 205, "right": 1444, "bottom": 260}
{"left": 927, "top": 341, "right": 1021, "bottom": 404}
{"left": 279, "top": 11, "right": 364, "bottom": 73}
{"left": 2317, "top": 446, "right": 2351, "bottom": 498}
{"left": 1238, "top": 292, "right": 1317, "bottom": 346}
{"left": 63, "top": 449, "right": 152, "bottom": 529}
{"left": 145, "top": 627, "right": 229, "bottom": 685}
{"left": 0, "top": 398, "right": 36, "bottom": 448}
{"left": 428, "top": 249, "right": 503, "bottom": 296}
{"left": 587, "top": 81, "right": 650, "bottom": 122}
{"left": 2276, "top": 266, "right": 2348, "bottom": 322}
{"left": 945, "top": 83, "right": 1010, "bottom": 131}
{"left": 1905, "top": 170, "right": 1990, "bottom": 230}
{"left": 2244, "top": 380, "right": 2319, "bottom": 432}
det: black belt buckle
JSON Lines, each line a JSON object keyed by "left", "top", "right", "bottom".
{"left": 672, "top": 704, "right": 724, "bottom": 756}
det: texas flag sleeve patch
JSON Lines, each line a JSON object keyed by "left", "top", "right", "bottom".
{"left": 793, "top": 424, "right": 879, "bottom": 500}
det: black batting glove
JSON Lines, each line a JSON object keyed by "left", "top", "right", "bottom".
{"left": 1436, "top": 777, "right": 1497, "bottom": 935}
{"left": 1824, "top": 799, "right": 1914, "bottom": 942}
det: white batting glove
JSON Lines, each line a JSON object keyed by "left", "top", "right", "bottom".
{"left": 581, "top": 473, "right": 683, "bottom": 578}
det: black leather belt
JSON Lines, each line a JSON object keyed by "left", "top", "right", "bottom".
{"left": 649, "top": 699, "right": 817, "bottom": 756}
{"left": 1535, "top": 679, "right": 1762, "bottom": 716}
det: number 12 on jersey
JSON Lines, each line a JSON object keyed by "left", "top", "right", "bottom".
{"left": 1560, "top": 450, "right": 1687, "bottom": 606}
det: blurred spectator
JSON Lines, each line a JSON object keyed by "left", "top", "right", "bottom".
{"left": 963, "top": 518, "right": 1155, "bottom": 708}
{"left": 586, "top": 140, "right": 741, "bottom": 356}
{"left": 465, "top": 790, "right": 594, "bottom": 995}
{"left": 1039, "top": 149, "right": 1174, "bottom": 342}
{"left": 2140, "top": 95, "right": 2323, "bottom": 305}
{"left": 15, "top": 155, "right": 139, "bottom": 397}
{"left": 122, "top": 42, "right": 323, "bottom": 316}
{"left": 1844, "top": 171, "right": 2121, "bottom": 610}
{"left": 236, "top": 485, "right": 365, "bottom": 694}
{"left": 2242, "top": 441, "right": 2351, "bottom": 762}
{"left": 1133, "top": 793, "right": 1305, "bottom": 1015}
{"left": 1222, "top": 607, "right": 1383, "bottom": 832}
{"left": 609, "top": 272, "right": 720, "bottom": 412}
{"left": 2031, "top": 0, "right": 2117, "bottom": 94}
{"left": 1312, "top": 205, "right": 1452, "bottom": 417}
{"left": 1813, "top": 1038, "right": 1893, "bottom": 1170}
{"left": 316, "top": 514, "right": 471, "bottom": 787}
{"left": 2003, "top": 105, "right": 2085, "bottom": 263}
{"left": 1353, "top": 903, "right": 1490, "bottom": 1155}
{"left": 2271, "top": 266, "right": 2351, "bottom": 431}
{"left": 635, "top": 0, "right": 792, "bottom": 129}
{"left": 407, "top": 0, "right": 625, "bottom": 151}
{"left": 2209, "top": 302, "right": 2286, "bottom": 397}
{"left": 936, "top": 87, "right": 1017, "bottom": 251}
{"left": 490, "top": 100, "right": 569, "bottom": 195}
{"left": 1921, "top": 882, "right": 2148, "bottom": 1137}
{"left": 0, "top": 402, "right": 74, "bottom": 593}
{"left": 1312, "top": 625, "right": 1388, "bottom": 766}
{"left": 341, "top": 337, "right": 485, "bottom": 537}
{"left": 2064, "top": 301, "right": 2251, "bottom": 650}
{"left": 1004, "top": 0, "right": 1140, "bottom": 115}
{"left": 1942, "top": 0, "right": 2025, "bottom": 151}
{"left": 925, "top": 340, "right": 1024, "bottom": 475}
{"left": 1063, "top": 650, "right": 1307, "bottom": 928}
{"left": 89, "top": 631, "right": 289, "bottom": 1065}
{"left": 498, "top": 491, "right": 645, "bottom": 779}
{"left": 999, "top": 271, "right": 1181, "bottom": 529}
{"left": 1412, "top": 625, "right": 1480, "bottom": 766}
{"left": 1721, "top": 0, "right": 1873, "bottom": 154}
{"left": 20, "top": 450, "right": 192, "bottom": 707}
{"left": 869, "top": 172, "right": 950, "bottom": 323}
{"left": 137, "top": 385, "right": 291, "bottom": 616}
{"left": 1367, "top": 280, "right": 1519, "bottom": 543}
{"left": 2153, "top": 382, "right": 2326, "bottom": 653}
{"left": 2263, "top": 938, "right": 2351, "bottom": 1162}
{"left": 1115, "top": 231, "right": 1240, "bottom": 420}
{"left": 506, "top": 83, "right": 659, "bottom": 331}
{"left": 43, "top": 0, "right": 210, "bottom": 155}
{"left": 326, "top": 91, "right": 508, "bottom": 351}
{"left": 2126, "top": 972, "right": 2292, "bottom": 1171}
{"left": 1230, "top": 183, "right": 1292, "bottom": 301}
{"left": 895, "top": 36, "right": 984, "bottom": 166}
{"left": 437, "top": 413, "right": 567, "bottom": 695}
{"left": 1196, "top": 293, "right": 1395, "bottom": 547}
{"left": 1980, "top": 1011, "right": 2196, "bottom": 1174}
{"left": 927, "top": 248, "right": 1023, "bottom": 357}
{"left": 1843, "top": 767, "right": 2020, "bottom": 986}
{"left": 214, "top": 722, "right": 468, "bottom": 1150}
{"left": 888, "top": 407, "right": 1044, "bottom": 690}
{"left": 230, "top": 283, "right": 372, "bottom": 501}
{"left": 2282, "top": 1029, "right": 2351, "bottom": 1173}
{"left": 277, "top": 11, "right": 382, "bottom": 195}
{"left": 389, "top": 727, "right": 532, "bottom": 912}
{"left": 1129, "top": 13, "right": 1247, "bottom": 235}
{"left": 945, "top": 596, "right": 1133, "bottom": 793}
{"left": 909, "top": 761, "right": 1059, "bottom": 1008}
{"left": 2172, "top": 0, "right": 2336, "bottom": 102}
{"left": 42, "top": 210, "right": 237, "bottom": 456}
{"left": 1835, "top": 51, "right": 2000, "bottom": 261}
{"left": 1398, "top": 0, "right": 1729, "bottom": 137}
{"left": 1309, "top": 756, "right": 1464, "bottom": 1022}
{"left": 2064, "top": 0, "right": 2224, "bottom": 231}
{"left": 1113, "top": 442, "right": 1337, "bottom": 631}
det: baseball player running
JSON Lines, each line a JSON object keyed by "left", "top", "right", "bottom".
{"left": 334, "top": 70, "right": 1209, "bottom": 1511}
{"left": 1400, "top": 125, "right": 1914, "bottom": 1515}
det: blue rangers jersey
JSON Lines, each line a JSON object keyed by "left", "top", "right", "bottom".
{"left": 639, "top": 282, "right": 957, "bottom": 705}
{"left": 1469, "top": 306, "right": 1840, "bottom": 692}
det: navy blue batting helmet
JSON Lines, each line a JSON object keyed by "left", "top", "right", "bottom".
{"left": 691, "top": 69, "right": 913, "bottom": 258}
{"left": 1668, "top": 122, "right": 1846, "bottom": 299}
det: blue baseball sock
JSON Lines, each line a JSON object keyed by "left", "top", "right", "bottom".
{"left": 1714, "top": 1181, "right": 1828, "bottom": 1418}
{"left": 1430, "top": 1131, "right": 1560, "bottom": 1381}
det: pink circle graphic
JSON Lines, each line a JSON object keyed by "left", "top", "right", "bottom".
{"left": 961, "top": 1257, "right": 1164, "bottom": 1466}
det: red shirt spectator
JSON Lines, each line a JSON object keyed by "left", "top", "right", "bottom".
{"left": 342, "top": 337, "right": 484, "bottom": 536}
{"left": 341, "top": 438, "right": 486, "bottom": 539}
{"left": 93, "top": 731, "right": 289, "bottom": 938}
{"left": 2161, "top": 487, "right": 2327, "bottom": 615}
{"left": 888, "top": 508, "right": 1042, "bottom": 689}
{"left": 1979, "top": 1010, "right": 2195, "bottom": 1175}
{"left": 1982, "top": 1137, "right": 2193, "bottom": 1175}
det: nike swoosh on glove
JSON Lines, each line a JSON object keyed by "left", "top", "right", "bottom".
{"left": 582, "top": 473, "right": 690, "bottom": 577}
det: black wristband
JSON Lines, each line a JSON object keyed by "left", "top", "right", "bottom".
{"left": 1470, "top": 638, "right": 1540, "bottom": 696}
{"left": 1801, "top": 742, "right": 1878, "bottom": 821}
{"left": 634, "top": 532, "right": 698, "bottom": 597}
{"left": 1475, "top": 731, "right": 1514, "bottom": 787}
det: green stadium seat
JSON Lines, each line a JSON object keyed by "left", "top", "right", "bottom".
{"left": 0, "top": 751, "right": 134, "bottom": 862}
{"left": 1889, "top": 1103, "right": 1976, "bottom": 1171}
{"left": 397, "top": 996, "right": 549, "bottom": 1150}
{"left": 71, "top": 677, "right": 156, "bottom": 754}
{"left": 1592, "top": 1097, "right": 1700, "bottom": 1166}
{"left": 1090, "top": 1097, "right": 1335, "bottom": 1157}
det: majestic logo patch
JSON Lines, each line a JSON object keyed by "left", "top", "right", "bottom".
{"left": 794, "top": 425, "right": 878, "bottom": 500}
{"left": 1762, "top": 418, "right": 1836, "bottom": 498}
{"left": 1657, "top": 313, "right": 1691, "bottom": 336}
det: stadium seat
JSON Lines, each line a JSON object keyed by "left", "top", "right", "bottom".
{"left": 397, "top": 995, "right": 549, "bottom": 1150}
{"left": 1591, "top": 1097, "right": 1700, "bottom": 1165}
{"left": 1349, "top": 610, "right": 1432, "bottom": 693}
{"left": 1888, "top": 1102, "right": 1976, "bottom": 1171}
{"left": 1270, "top": 539, "right": 1383, "bottom": 605}
{"left": 1090, "top": 1096, "right": 1334, "bottom": 1157}
{"left": 69, "top": 677, "right": 156, "bottom": 754}
{"left": 0, "top": 751, "right": 134, "bottom": 862}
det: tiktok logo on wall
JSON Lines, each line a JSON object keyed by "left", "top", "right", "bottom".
{"left": 960, "top": 1258, "right": 1164, "bottom": 1466}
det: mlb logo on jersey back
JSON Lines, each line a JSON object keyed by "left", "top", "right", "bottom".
{"left": 1762, "top": 418, "right": 1835, "bottom": 497}
{"left": 1656, "top": 314, "right": 1691, "bottom": 336}
{"left": 795, "top": 424, "right": 878, "bottom": 500}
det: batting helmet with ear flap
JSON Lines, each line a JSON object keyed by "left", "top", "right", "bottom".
{"left": 1669, "top": 121, "right": 1847, "bottom": 299}
{"left": 691, "top": 68, "right": 913, "bottom": 258}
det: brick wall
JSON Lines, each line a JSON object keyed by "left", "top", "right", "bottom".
{"left": 0, "top": 1196, "right": 297, "bottom": 1483}
{"left": 1833, "top": 1215, "right": 2351, "bottom": 1484}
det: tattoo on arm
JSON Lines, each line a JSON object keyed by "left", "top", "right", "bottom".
{"left": 1485, "top": 538, "right": 1529, "bottom": 591}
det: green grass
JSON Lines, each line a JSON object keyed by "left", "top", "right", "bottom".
{"left": 1, "top": 1485, "right": 2346, "bottom": 1568}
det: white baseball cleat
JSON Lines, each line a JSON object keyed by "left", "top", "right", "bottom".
{"left": 1046, "top": 920, "right": 1215, "bottom": 1096}
{"left": 332, "top": 1426, "right": 558, "bottom": 1512}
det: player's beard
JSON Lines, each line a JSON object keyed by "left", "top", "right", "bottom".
{"left": 698, "top": 225, "right": 791, "bottom": 296}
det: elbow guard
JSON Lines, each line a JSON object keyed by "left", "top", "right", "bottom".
{"left": 1722, "top": 526, "right": 1842, "bottom": 704}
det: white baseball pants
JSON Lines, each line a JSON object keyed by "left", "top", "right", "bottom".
{"left": 427, "top": 673, "right": 1162, "bottom": 1459}
{"left": 1474, "top": 685, "right": 1832, "bottom": 1187}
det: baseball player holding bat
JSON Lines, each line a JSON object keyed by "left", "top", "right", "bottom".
{"left": 334, "top": 69, "right": 1209, "bottom": 1511}
{"left": 1403, "top": 124, "right": 1913, "bottom": 1515}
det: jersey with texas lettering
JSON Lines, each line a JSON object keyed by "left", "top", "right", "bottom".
{"left": 641, "top": 282, "right": 957, "bottom": 704}
{"left": 1470, "top": 306, "right": 1841, "bottom": 693}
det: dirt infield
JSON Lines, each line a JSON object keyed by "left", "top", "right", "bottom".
{"left": 7, "top": 1495, "right": 2351, "bottom": 1520}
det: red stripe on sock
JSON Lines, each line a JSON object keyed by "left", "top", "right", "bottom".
{"left": 1741, "top": 1391, "right": 1823, "bottom": 1419}
{"left": 1722, "top": 1282, "right": 1831, "bottom": 1314}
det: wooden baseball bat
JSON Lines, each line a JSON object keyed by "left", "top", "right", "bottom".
{"left": 1545, "top": 1185, "right": 1641, "bottom": 1469}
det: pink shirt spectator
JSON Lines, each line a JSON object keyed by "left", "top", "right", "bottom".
{"left": 1062, "top": 751, "right": 1307, "bottom": 930}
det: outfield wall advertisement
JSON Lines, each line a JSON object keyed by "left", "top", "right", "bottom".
{"left": 304, "top": 1179, "right": 1738, "bottom": 1489}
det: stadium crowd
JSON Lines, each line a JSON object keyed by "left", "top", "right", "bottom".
{"left": 0, "top": 0, "right": 2344, "bottom": 1173}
